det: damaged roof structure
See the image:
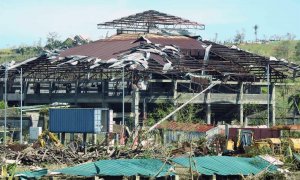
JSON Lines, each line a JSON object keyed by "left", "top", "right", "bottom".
{"left": 1, "top": 10, "right": 300, "bottom": 127}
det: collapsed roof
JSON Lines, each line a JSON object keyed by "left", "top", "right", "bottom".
{"left": 1, "top": 33, "right": 299, "bottom": 82}
{"left": 1, "top": 10, "right": 299, "bottom": 83}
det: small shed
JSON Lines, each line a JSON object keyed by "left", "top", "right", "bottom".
{"left": 156, "top": 121, "right": 218, "bottom": 144}
{"left": 228, "top": 128, "right": 280, "bottom": 140}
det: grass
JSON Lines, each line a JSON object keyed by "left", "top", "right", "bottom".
{"left": 237, "top": 40, "right": 300, "bottom": 61}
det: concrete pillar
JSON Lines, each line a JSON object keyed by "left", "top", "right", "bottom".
{"left": 143, "top": 98, "right": 147, "bottom": 124}
{"left": 238, "top": 83, "right": 244, "bottom": 126}
{"left": 83, "top": 133, "right": 87, "bottom": 154}
{"left": 0, "top": 82, "right": 3, "bottom": 100}
{"left": 49, "top": 82, "right": 52, "bottom": 103}
{"left": 92, "top": 134, "right": 97, "bottom": 145}
{"left": 61, "top": 132, "right": 66, "bottom": 145}
{"left": 205, "top": 91, "right": 211, "bottom": 124}
{"left": 75, "top": 80, "right": 79, "bottom": 106}
{"left": 173, "top": 80, "right": 178, "bottom": 121}
{"left": 132, "top": 89, "right": 140, "bottom": 128}
{"left": 271, "top": 83, "right": 276, "bottom": 126}
{"left": 240, "top": 104, "right": 244, "bottom": 126}
{"left": 27, "top": 112, "right": 40, "bottom": 127}
{"left": 70, "top": 133, "right": 75, "bottom": 142}
{"left": 225, "top": 124, "right": 229, "bottom": 139}
{"left": 24, "top": 82, "right": 29, "bottom": 106}
{"left": 102, "top": 80, "right": 108, "bottom": 96}
{"left": 206, "top": 104, "right": 211, "bottom": 124}
{"left": 101, "top": 80, "right": 109, "bottom": 108}
{"left": 57, "top": 133, "right": 61, "bottom": 141}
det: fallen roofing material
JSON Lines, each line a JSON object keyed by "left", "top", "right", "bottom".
{"left": 15, "top": 169, "right": 48, "bottom": 179}
{"left": 172, "top": 156, "right": 277, "bottom": 176}
{"left": 15, "top": 156, "right": 278, "bottom": 178}
{"left": 54, "top": 159, "right": 172, "bottom": 177}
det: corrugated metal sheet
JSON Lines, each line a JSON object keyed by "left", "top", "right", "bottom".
{"left": 163, "top": 130, "right": 205, "bottom": 143}
{"left": 60, "top": 34, "right": 205, "bottom": 59}
{"left": 172, "top": 156, "right": 277, "bottom": 176}
{"left": 49, "top": 108, "right": 109, "bottom": 133}
{"left": 55, "top": 159, "right": 172, "bottom": 177}
{"left": 228, "top": 128, "right": 280, "bottom": 140}
{"left": 16, "top": 169, "right": 48, "bottom": 179}
{"left": 16, "top": 156, "right": 278, "bottom": 178}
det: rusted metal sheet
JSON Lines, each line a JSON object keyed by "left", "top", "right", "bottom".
{"left": 228, "top": 128, "right": 280, "bottom": 140}
{"left": 60, "top": 34, "right": 206, "bottom": 59}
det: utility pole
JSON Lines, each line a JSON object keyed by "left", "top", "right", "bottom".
{"left": 4, "top": 63, "right": 7, "bottom": 145}
{"left": 267, "top": 63, "right": 270, "bottom": 127}
{"left": 122, "top": 66, "right": 125, "bottom": 127}
{"left": 20, "top": 68, "right": 23, "bottom": 144}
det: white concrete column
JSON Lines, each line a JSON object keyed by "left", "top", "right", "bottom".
{"left": 92, "top": 134, "right": 97, "bottom": 145}
{"left": 206, "top": 91, "right": 211, "bottom": 124}
{"left": 271, "top": 83, "right": 276, "bottom": 126}
{"left": 173, "top": 80, "right": 178, "bottom": 121}
{"left": 132, "top": 89, "right": 140, "bottom": 128}
{"left": 240, "top": 104, "right": 244, "bottom": 126}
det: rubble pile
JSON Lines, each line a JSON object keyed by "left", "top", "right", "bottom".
{"left": 0, "top": 144, "right": 164, "bottom": 166}
{"left": 0, "top": 139, "right": 215, "bottom": 167}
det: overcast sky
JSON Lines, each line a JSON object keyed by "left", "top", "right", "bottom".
{"left": 0, "top": 0, "right": 299, "bottom": 48}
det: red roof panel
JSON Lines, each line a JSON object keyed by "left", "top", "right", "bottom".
{"left": 60, "top": 34, "right": 205, "bottom": 59}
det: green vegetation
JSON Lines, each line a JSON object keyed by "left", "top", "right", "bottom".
{"left": 238, "top": 40, "right": 300, "bottom": 62}
{"left": 147, "top": 103, "right": 205, "bottom": 126}
{"left": 0, "top": 46, "right": 40, "bottom": 64}
{"left": 0, "top": 100, "right": 6, "bottom": 109}
{"left": 0, "top": 32, "right": 89, "bottom": 64}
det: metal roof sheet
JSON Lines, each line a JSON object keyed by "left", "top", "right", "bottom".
{"left": 60, "top": 34, "right": 205, "bottom": 59}
{"left": 16, "top": 156, "right": 278, "bottom": 178}
{"left": 172, "top": 156, "right": 277, "bottom": 176}
{"left": 55, "top": 158, "right": 172, "bottom": 177}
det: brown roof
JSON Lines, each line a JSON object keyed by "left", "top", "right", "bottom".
{"left": 156, "top": 121, "right": 214, "bottom": 132}
{"left": 60, "top": 34, "right": 205, "bottom": 59}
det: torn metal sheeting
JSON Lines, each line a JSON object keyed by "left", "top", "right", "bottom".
{"left": 1, "top": 34, "right": 299, "bottom": 82}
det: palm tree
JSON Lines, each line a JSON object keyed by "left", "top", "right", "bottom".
{"left": 254, "top": 25, "right": 258, "bottom": 42}
{"left": 288, "top": 93, "right": 300, "bottom": 124}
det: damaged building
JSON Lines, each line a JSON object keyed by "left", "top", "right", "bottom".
{"left": 1, "top": 10, "right": 300, "bottom": 128}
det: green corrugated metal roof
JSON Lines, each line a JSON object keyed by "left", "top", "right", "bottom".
{"left": 15, "top": 169, "right": 48, "bottom": 179}
{"left": 16, "top": 156, "right": 279, "bottom": 178}
{"left": 55, "top": 158, "right": 172, "bottom": 177}
{"left": 172, "top": 156, "right": 277, "bottom": 176}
